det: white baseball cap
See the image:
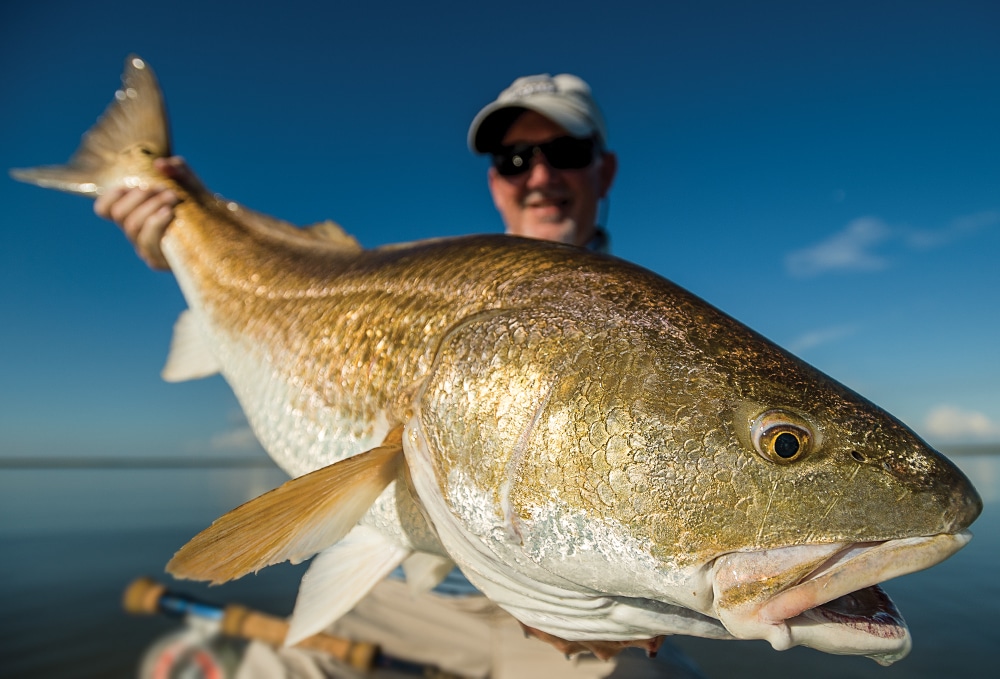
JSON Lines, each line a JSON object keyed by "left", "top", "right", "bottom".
{"left": 468, "top": 73, "right": 608, "bottom": 154}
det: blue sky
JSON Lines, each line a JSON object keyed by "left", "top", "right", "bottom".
{"left": 2, "top": 0, "right": 998, "bottom": 460}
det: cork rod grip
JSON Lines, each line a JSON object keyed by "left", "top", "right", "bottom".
{"left": 123, "top": 577, "right": 378, "bottom": 671}
{"left": 222, "top": 604, "right": 378, "bottom": 668}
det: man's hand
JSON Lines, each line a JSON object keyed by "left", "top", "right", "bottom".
{"left": 93, "top": 156, "right": 202, "bottom": 271}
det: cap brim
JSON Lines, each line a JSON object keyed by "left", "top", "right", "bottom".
{"left": 468, "top": 96, "right": 598, "bottom": 154}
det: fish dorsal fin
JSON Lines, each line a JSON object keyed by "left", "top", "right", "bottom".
{"left": 167, "top": 426, "right": 405, "bottom": 585}
{"left": 401, "top": 552, "right": 456, "bottom": 595}
{"left": 161, "top": 310, "right": 221, "bottom": 382}
{"left": 301, "top": 220, "right": 363, "bottom": 252}
{"left": 233, "top": 207, "right": 363, "bottom": 254}
{"left": 285, "top": 525, "right": 410, "bottom": 646}
{"left": 10, "top": 55, "right": 170, "bottom": 196}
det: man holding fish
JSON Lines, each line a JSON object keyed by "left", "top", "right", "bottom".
{"left": 14, "top": 52, "right": 981, "bottom": 679}
{"left": 93, "top": 74, "right": 698, "bottom": 678}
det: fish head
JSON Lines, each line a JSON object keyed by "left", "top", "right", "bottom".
{"left": 411, "top": 262, "right": 981, "bottom": 663}
{"left": 695, "top": 352, "right": 982, "bottom": 663}
{"left": 622, "top": 284, "right": 982, "bottom": 662}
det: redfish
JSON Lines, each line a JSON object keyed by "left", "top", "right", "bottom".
{"left": 11, "top": 56, "right": 981, "bottom": 665}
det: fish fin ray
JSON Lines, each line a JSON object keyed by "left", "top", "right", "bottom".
{"left": 161, "top": 310, "right": 221, "bottom": 382}
{"left": 301, "top": 220, "right": 363, "bottom": 251}
{"left": 235, "top": 208, "right": 362, "bottom": 254}
{"left": 401, "top": 552, "right": 456, "bottom": 595}
{"left": 167, "top": 426, "right": 404, "bottom": 585}
{"left": 10, "top": 54, "right": 169, "bottom": 196}
{"left": 285, "top": 525, "right": 409, "bottom": 646}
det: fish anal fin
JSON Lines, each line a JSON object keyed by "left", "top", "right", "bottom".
{"left": 167, "top": 426, "right": 405, "bottom": 585}
{"left": 285, "top": 525, "right": 409, "bottom": 646}
{"left": 161, "top": 310, "right": 221, "bottom": 382}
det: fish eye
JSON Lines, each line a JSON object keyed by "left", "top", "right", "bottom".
{"left": 751, "top": 410, "right": 812, "bottom": 464}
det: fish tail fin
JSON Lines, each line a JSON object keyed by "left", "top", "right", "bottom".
{"left": 10, "top": 54, "right": 171, "bottom": 196}
{"left": 167, "top": 427, "right": 405, "bottom": 585}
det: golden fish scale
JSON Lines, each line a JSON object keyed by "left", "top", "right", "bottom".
{"left": 408, "top": 254, "right": 978, "bottom": 568}
{"left": 160, "top": 186, "right": 977, "bottom": 569}
{"left": 162, "top": 190, "right": 637, "bottom": 433}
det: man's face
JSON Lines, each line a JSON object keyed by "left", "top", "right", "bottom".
{"left": 488, "top": 110, "right": 617, "bottom": 246}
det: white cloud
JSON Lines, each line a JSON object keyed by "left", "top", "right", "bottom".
{"left": 786, "top": 217, "right": 892, "bottom": 277}
{"left": 924, "top": 405, "right": 1000, "bottom": 442}
{"left": 208, "top": 410, "right": 265, "bottom": 453}
{"left": 906, "top": 210, "right": 1000, "bottom": 250}
{"left": 786, "top": 210, "right": 998, "bottom": 278}
{"left": 209, "top": 425, "right": 264, "bottom": 453}
{"left": 787, "top": 324, "right": 859, "bottom": 354}
{"left": 183, "top": 409, "right": 267, "bottom": 456}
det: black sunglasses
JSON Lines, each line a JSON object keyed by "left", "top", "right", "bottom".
{"left": 492, "top": 136, "right": 598, "bottom": 177}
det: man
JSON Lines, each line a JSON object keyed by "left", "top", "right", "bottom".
{"left": 95, "top": 74, "right": 701, "bottom": 679}
{"left": 469, "top": 73, "right": 616, "bottom": 251}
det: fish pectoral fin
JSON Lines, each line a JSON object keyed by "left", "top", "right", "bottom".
{"left": 161, "top": 310, "right": 221, "bottom": 382}
{"left": 285, "top": 525, "right": 410, "bottom": 646}
{"left": 401, "top": 552, "right": 456, "bottom": 595}
{"left": 166, "top": 427, "right": 405, "bottom": 585}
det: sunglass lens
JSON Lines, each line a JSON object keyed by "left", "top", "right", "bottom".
{"left": 545, "top": 137, "right": 595, "bottom": 170}
{"left": 493, "top": 150, "right": 530, "bottom": 176}
{"left": 492, "top": 137, "right": 596, "bottom": 176}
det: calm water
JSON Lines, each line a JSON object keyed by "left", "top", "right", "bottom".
{"left": 0, "top": 454, "right": 996, "bottom": 678}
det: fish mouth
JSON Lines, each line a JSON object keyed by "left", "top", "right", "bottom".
{"left": 799, "top": 583, "right": 904, "bottom": 641}
{"left": 713, "top": 531, "right": 972, "bottom": 665}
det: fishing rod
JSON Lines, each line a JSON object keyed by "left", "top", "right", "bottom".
{"left": 123, "top": 577, "right": 378, "bottom": 672}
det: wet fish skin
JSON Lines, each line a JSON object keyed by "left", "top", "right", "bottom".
{"left": 415, "top": 268, "right": 980, "bottom": 566}
{"left": 11, "top": 55, "right": 982, "bottom": 665}
{"left": 403, "top": 258, "right": 979, "bottom": 661}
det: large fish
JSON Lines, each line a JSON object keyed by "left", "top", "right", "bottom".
{"left": 12, "top": 56, "right": 981, "bottom": 666}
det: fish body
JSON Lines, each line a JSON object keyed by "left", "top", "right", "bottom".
{"left": 12, "top": 56, "right": 981, "bottom": 665}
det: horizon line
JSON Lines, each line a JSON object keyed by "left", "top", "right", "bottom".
{"left": 0, "top": 456, "right": 279, "bottom": 470}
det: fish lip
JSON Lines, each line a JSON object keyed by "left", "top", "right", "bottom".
{"left": 712, "top": 531, "right": 971, "bottom": 662}
{"left": 757, "top": 531, "right": 972, "bottom": 626}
